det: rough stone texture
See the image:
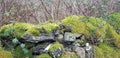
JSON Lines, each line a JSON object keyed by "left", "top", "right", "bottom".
{"left": 64, "top": 32, "right": 76, "bottom": 42}
{"left": 57, "top": 34, "right": 64, "bottom": 43}
{"left": 74, "top": 47, "right": 85, "bottom": 58}
{"left": 22, "top": 33, "right": 55, "bottom": 43}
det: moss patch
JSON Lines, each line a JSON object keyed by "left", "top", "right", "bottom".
{"left": 36, "top": 53, "right": 51, "bottom": 58}
{"left": 62, "top": 15, "right": 89, "bottom": 38}
{"left": 38, "top": 22, "right": 58, "bottom": 34}
{"left": 62, "top": 52, "right": 78, "bottom": 58}
{"left": 0, "top": 43, "right": 13, "bottom": 58}
{"left": 95, "top": 43, "right": 120, "bottom": 58}
{"left": 49, "top": 42, "right": 64, "bottom": 53}
{"left": 0, "top": 22, "right": 40, "bottom": 38}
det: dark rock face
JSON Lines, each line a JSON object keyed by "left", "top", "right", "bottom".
{"left": 22, "top": 33, "right": 55, "bottom": 43}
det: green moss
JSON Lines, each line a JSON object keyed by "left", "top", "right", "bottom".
{"left": 27, "top": 27, "right": 40, "bottom": 36}
{"left": 94, "top": 24, "right": 108, "bottom": 39}
{"left": 95, "top": 43, "right": 120, "bottom": 58}
{"left": 36, "top": 53, "right": 51, "bottom": 58}
{"left": 76, "top": 39, "right": 85, "bottom": 45}
{"left": 38, "top": 22, "right": 58, "bottom": 34}
{"left": 0, "top": 50, "right": 13, "bottom": 58}
{"left": 49, "top": 42, "right": 64, "bottom": 58}
{"left": 0, "top": 22, "right": 40, "bottom": 38}
{"left": 0, "top": 43, "right": 13, "bottom": 58}
{"left": 95, "top": 47, "right": 104, "bottom": 58}
{"left": 106, "top": 25, "right": 120, "bottom": 48}
{"left": 63, "top": 15, "right": 120, "bottom": 48}
{"left": 115, "top": 49, "right": 120, "bottom": 58}
{"left": 49, "top": 42, "right": 64, "bottom": 53}
{"left": 108, "top": 13, "right": 120, "bottom": 29}
{"left": 62, "top": 52, "right": 78, "bottom": 58}
{"left": 62, "top": 15, "right": 89, "bottom": 37}
{"left": 95, "top": 44, "right": 116, "bottom": 58}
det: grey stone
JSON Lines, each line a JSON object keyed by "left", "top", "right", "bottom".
{"left": 22, "top": 33, "right": 55, "bottom": 43}
{"left": 57, "top": 34, "right": 64, "bottom": 43}
{"left": 74, "top": 47, "right": 85, "bottom": 58}
{"left": 64, "top": 32, "right": 76, "bottom": 42}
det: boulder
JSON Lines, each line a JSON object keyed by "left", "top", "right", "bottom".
{"left": 64, "top": 32, "right": 76, "bottom": 42}
{"left": 57, "top": 34, "right": 64, "bottom": 43}
{"left": 22, "top": 33, "right": 55, "bottom": 43}
{"left": 74, "top": 47, "right": 85, "bottom": 58}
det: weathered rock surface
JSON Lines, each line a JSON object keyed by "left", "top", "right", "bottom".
{"left": 74, "top": 47, "right": 85, "bottom": 58}
{"left": 22, "top": 33, "right": 55, "bottom": 43}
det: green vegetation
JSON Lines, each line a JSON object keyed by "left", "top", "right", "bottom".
{"left": 0, "top": 22, "right": 39, "bottom": 38}
{"left": 13, "top": 46, "right": 32, "bottom": 58}
{"left": 49, "top": 42, "right": 64, "bottom": 52}
{"left": 0, "top": 13, "right": 120, "bottom": 58}
{"left": 49, "top": 42, "right": 64, "bottom": 58}
{"left": 36, "top": 54, "right": 51, "bottom": 58}
{"left": 95, "top": 43, "right": 120, "bottom": 58}
{"left": 105, "top": 13, "right": 120, "bottom": 30}
{"left": 38, "top": 22, "right": 58, "bottom": 34}
{"left": 62, "top": 16, "right": 89, "bottom": 37}
{"left": 62, "top": 15, "right": 120, "bottom": 48}
{"left": 0, "top": 43, "right": 13, "bottom": 58}
{"left": 62, "top": 52, "right": 78, "bottom": 58}
{"left": 0, "top": 22, "right": 58, "bottom": 38}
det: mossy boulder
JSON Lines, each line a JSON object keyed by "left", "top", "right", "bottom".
{"left": 49, "top": 42, "right": 64, "bottom": 58}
